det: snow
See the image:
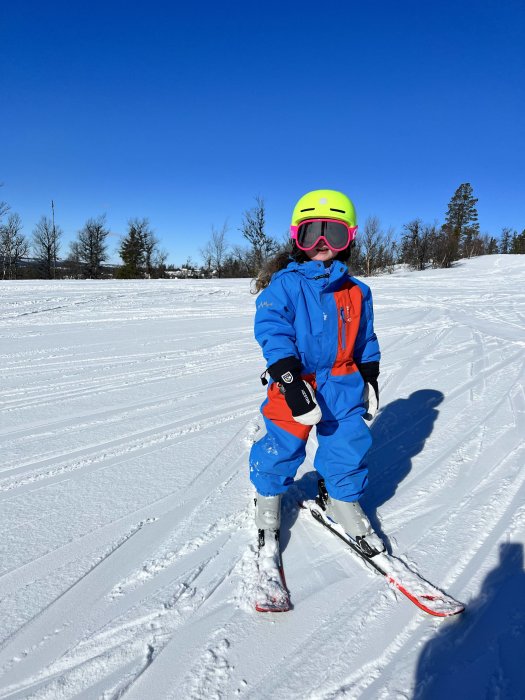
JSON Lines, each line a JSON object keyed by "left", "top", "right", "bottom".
{"left": 0, "top": 255, "right": 524, "bottom": 699}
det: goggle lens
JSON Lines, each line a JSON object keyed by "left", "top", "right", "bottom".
{"left": 293, "top": 219, "right": 357, "bottom": 251}
{"left": 297, "top": 220, "right": 325, "bottom": 249}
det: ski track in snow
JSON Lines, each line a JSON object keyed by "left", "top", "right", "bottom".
{"left": 0, "top": 259, "right": 524, "bottom": 699}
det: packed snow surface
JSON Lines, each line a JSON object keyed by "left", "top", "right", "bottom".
{"left": 0, "top": 255, "right": 524, "bottom": 699}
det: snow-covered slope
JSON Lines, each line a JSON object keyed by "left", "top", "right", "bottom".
{"left": 0, "top": 255, "right": 523, "bottom": 699}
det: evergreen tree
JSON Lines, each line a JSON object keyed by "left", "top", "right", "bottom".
{"left": 118, "top": 218, "right": 166, "bottom": 278}
{"left": 499, "top": 227, "right": 513, "bottom": 254}
{"left": 485, "top": 236, "right": 499, "bottom": 255}
{"left": 443, "top": 183, "right": 480, "bottom": 259}
{"left": 240, "top": 197, "right": 279, "bottom": 275}
{"left": 510, "top": 230, "right": 525, "bottom": 254}
{"left": 118, "top": 220, "right": 146, "bottom": 278}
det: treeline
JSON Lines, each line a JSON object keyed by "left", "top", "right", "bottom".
{"left": 199, "top": 183, "right": 524, "bottom": 278}
{"left": 1, "top": 183, "right": 523, "bottom": 281}
{"left": 0, "top": 194, "right": 168, "bottom": 279}
{"left": 199, "top": 196, "right": 282, "bottom": 278}
{"left": 393, "top": 183, "right": 524, "bottom": 273}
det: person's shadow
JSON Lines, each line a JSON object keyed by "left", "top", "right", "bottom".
{"left": 285, "top": 389, "right": 444, "bottom": 551}
{"left": 414, "top": 541, "right": 525, "bottom": 699}
{"left": 362, "top": 389, "right": 444, "bottom": 547}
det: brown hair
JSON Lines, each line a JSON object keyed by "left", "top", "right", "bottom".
{"left": 251, "top": 247, "right": 295, "bottom": 293}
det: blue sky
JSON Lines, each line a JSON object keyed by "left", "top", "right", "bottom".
{"left": 1, "top": 0, "right": 523, "bottom": 264}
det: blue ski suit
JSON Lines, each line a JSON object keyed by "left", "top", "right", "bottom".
{"left": 249, "top": 258, "right": 380, "bottom": 501}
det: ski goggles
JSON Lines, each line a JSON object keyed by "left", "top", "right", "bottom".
{"left": 290, "top": 218, "right": 358, "bottom": 252}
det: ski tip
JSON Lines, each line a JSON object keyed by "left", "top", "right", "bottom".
{"left": 420, "top": 603, "right": 465, "bottom": 618}
{"left": 255, "top": 601, "right": 291, "bottom": 613}
{"left": 255, "top": 586, "right": 291, "bottom": 613}
{"left": 255, "top": 563, "right": 291, "bottom": 613}
{"left": 421, "top": 593, "right": 465, "bottom": 612}
{"left": 394, "top": 581, "right": 465, "bottom": 617}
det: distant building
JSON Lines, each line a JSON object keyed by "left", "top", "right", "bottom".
{"left": 165, "top": 266, "right": 209, "bottom": 279}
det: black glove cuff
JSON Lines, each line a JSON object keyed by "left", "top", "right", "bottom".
{"left": 357, "top": 361, "right": 380, "bottom": 384}
{"left": 358, "top": 362, "right": 379, "bottom": 401}
{"left": 268, "top": 356, "right": 303, "bottom": 385}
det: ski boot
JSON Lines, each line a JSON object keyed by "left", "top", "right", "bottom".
{"left": 316, "top": 479, "right": 385, "bottom": 557}
{"left": 254, "top": 493, "right": 289, "bottom": 611}
{"left": 255, "top": 493, "right": 282, "bottom": 550}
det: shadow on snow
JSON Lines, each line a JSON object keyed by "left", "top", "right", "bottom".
{"left": 280, "top": 393, "right": 524, "bottom": 699}
{"left": 362, "top": 388, "right": 444, "bottom": 547}
{"left": 414, "top": 541, "right": 525, "bottom": 699}
{"left": 285, "top": 389, "right": 444, "bottom": 552}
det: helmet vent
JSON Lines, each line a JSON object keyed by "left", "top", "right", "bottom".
{"left": 300, "top": 207, "right": 315, "bottom": 212}
{"left": 330, "top": 208, "right": 346, "bottom": 214}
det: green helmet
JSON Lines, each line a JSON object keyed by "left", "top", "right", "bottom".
{"left": 291, "top": 189, "right": 357, "bottom": 227}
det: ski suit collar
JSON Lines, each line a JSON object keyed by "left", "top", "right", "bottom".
{"left": 276, "top": 258, "right": 349, "bottom": 285}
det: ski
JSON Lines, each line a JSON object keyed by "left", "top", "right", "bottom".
{"left": 301, "top": 500, "right": 464, "bottom": 618}
{"left": 255, "top": 529, "right": 291, "bottom": 613}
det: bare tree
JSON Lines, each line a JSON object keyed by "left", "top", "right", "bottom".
{"left": 182, "top": 256, "right": 197, "bottom": 270}
{"left": 200, "top": 241, "right": 213, "bottom": 276}
{"left": 200, "top": 221, "right": 229, "bottom": 277}
{"left": 32, "top": 216, "right": 62, "bottom": 278}
{"left": 135, "top": 219, "right": 157, "bottom": 277}
{"left": 354, "top": 216, "right": 396, "bottom": 276}
{"left": 428, "top": 224, "right": 457, "bottom": 268}
{"left": 1, "top": 213, "right": 29, "bottom": 279}
{"left": 222, "top": 244, "right": 253, "bottom": 277}
{"left": 378, "top": 226, "right": 397, "bottom": 273}
{"left": 400, "top": 219, "right": 431, "bottom": 270}
{"left": 77, "top": 215, "right": 110, "bottom": 278}
{"left": 0, "top": 198, "right": 9, "bottom": 224}
{"left": 66, "top": 240, "right": 83, "bottom": 278}
{"left": 150, "top": 246, "right": 168, "bottom": 277}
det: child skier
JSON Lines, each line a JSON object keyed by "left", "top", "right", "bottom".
{"left": 250, "top": 189, "right": 384, "bottom": 564}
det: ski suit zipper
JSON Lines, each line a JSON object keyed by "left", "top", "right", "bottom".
{"left": 340, "top": 307, "right": 346, "bottom": 350}
{"left": 340, "top": 305, "right": 352, "bottom": 351}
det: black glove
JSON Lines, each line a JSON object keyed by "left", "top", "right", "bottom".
{"left": 268, "top": 356, "right": 322, "bottom": 425}
{"left": 357, "top": 361, "right": 380, "bottom": 420}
